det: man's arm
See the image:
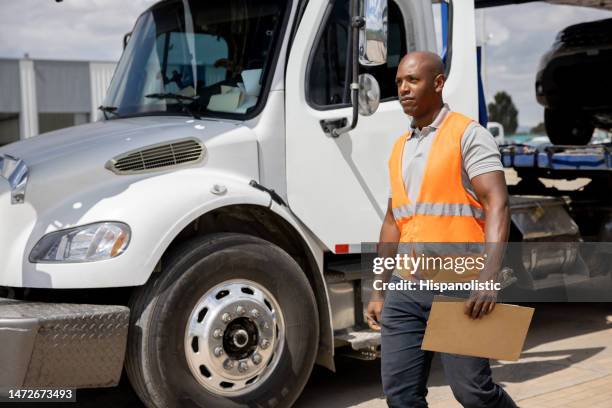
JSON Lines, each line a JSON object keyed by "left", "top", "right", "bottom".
{"left": 464, "top": 170, "right": 510, "bottom": 319}
{"left": 366, "top": 198, "right": 400, "bottom": 330}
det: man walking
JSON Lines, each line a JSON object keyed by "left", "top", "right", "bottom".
{"left": 366, "top": 51, "right": 517, "bottom": 408}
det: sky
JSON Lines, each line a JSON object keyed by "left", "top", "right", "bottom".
{"left": 0, "top": 0, "right": 610, "bottom": 128}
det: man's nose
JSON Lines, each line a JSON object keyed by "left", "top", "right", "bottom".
{"left": 398, "top": 86, "right": 410, "bottom": 96}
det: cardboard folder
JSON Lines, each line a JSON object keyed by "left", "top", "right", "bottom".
{"left": 421, "top": 296, "right": 534, "bottom": 361}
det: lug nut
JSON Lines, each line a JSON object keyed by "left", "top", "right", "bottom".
{"left": 236, "top": 305, "right": 246, "bottom": 315}
{"left": 223, "top": 359, "right": 234, "bottom": 370}
{"left": 250, "top": 309, "right": 260, "bottom": 319}
{"left": 214, "top": 346, "right": 224, "bottom": 357}
{"left": 222, "top": 313, "right": 232, "bottom": 323}
{"left": 238, "top": 361, "right": 248, "bottom": 373}
{"left": 260, "top": 338, "right": 270, "bottom": 349}
{"left": 252, "top": 353, "right": 262, "bottom": 365}
{"left": 213, "top": 329, "right": 223, "bottom": 339}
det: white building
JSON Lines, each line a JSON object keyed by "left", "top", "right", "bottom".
{"left": 0, "top": 57, "right": 116, "bottom": 146}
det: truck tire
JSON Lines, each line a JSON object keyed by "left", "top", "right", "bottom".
{"left": 545, "top": 108, "right": 594, "bottom": 145}
{"left": 126, "top": 233, "right": 319, "bottom": 408}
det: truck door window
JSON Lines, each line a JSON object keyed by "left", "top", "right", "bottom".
{"left": 307, "top": 0, "right": 407, "bottom": 109}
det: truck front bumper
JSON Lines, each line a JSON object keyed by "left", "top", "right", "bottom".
{"left": 0, "top": 297, "right": 129, "bottom": 389}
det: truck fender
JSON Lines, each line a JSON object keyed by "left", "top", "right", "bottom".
{"left": 20, "top": 171, "right": 271, "bottom": 288}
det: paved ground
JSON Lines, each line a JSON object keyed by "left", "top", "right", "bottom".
{"left": 29, "top": 298, "right": 610, "bottom": 408}
{"left": 294, "top": 300, "right": 612, "bottom": 408}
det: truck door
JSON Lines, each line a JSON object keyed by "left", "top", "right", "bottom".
{"left": 285, "top": 0, "right": 477, "bottom": 251}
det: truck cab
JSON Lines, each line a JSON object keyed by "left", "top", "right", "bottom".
{"left": 0, "top": 0, "right": 528, "bottom": 406}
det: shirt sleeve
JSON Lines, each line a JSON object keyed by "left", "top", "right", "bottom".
{"left": 461, "top": 123, "right": 504, "bottom": 180}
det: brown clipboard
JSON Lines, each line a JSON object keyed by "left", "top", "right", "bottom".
{"left": 421, "top": 295, "right": 534, "bottom": 361}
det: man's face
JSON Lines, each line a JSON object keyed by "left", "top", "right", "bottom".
{"left": 395, "top": 57, "right": 444, "bottom": 118}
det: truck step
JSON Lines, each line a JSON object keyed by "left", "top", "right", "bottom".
{"left": 528, "top": 273, "right": 592, "bottom": 290}
{"left": 326, "top": 261, "right": 365, "bottom": 283}
{"left": 337, "top": 347, "right": 380, "bottom": 361}
{"left": 335, "top": 327, "right": 381, "bottom": 350}
{"left": 518, "top": 254, "right": 591, "bottom": 291}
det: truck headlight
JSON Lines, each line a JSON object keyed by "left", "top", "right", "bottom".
{"left": 30, "top": 222, "right": 131, "bottom": 263}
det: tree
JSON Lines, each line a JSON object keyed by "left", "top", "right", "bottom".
{"left": 488, "top": 91, "right": 518, "bottom": 134}
{"left": 530, "top": 122, "right": 546, "bottom": 135}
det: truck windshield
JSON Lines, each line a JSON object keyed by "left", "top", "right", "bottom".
{"left": 104, "top": 0, "right": 288, "bottom": 119}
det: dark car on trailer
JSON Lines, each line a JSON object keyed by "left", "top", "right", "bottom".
{"left": 535, "top": 17, "right": 612, "bottom": 145}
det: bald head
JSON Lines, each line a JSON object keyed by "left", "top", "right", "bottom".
{"left": 399, "top": 51, "right": 445, "bottom": 78}
{"left": 395, "top": 51, "right": 446, "bottom": 127}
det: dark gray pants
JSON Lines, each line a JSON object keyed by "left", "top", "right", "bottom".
{"left": 380, "top": 274, "right": 517, "bottom": 408}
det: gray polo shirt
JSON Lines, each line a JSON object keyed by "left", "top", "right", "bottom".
{"left": 389, "top": 104, "right": 503, "bottom": 202}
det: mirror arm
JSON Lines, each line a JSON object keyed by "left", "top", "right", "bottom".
{"left": 123, "top": 32, "right": 132, "bottom": 50}
{"left": 331, "top": 0, "right": 364, "bottom": 138}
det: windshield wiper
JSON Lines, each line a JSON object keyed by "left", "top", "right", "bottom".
{"left": 98, "top": 105, "right": 120, "bottom": 120}
{"left": 145, "top": 93, "right": 202, "bottom": 120}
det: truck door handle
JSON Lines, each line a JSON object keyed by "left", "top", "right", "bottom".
{"left": 320, "top": 118, "right": 348, "bottom": 136}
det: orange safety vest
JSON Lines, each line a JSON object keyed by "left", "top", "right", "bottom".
{"left": 389, "top": 111, "right": 486, "bottom": 244}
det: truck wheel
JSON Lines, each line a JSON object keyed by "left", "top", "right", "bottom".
{"left": 126, "top": 233, "right": 319, "bottom": 408}
{"left": 545, "top": 108, "right": 594, "bottom": 145}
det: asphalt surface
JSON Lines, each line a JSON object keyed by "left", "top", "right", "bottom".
{"left": 3, "top": 288, "right": 611, "bottom": 408}
{"left": 296, "top": 300, "right": 612, "bottom": 407}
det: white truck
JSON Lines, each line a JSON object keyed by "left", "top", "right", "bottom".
{"left": 0, "top": 0, "right": 594, "bottom": 407}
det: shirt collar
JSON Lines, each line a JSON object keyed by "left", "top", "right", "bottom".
{"left": 409, "top": 103, "right": 450, "bottom": 133}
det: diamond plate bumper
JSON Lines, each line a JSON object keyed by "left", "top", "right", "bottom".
{"left": 0, "top": 297, "right": 129, "bottom": 388}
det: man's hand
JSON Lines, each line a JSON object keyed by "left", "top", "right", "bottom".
{"left": 366, "top": 198, "right": 399, "bottom": 331}
{"left": 366, "top": 297, "right": 384, "bottom": 331}
{"left": 464, "top": 289, "right": 497, "bottom": 319}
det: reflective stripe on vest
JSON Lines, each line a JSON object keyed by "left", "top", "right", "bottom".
{"left": 388, "top": 111, "right": 486, "bottom": 243}
{"left": 392, "top": 202, "right": 485, "bottom": 220}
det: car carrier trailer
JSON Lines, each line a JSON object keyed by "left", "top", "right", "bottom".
{"left": 499, "top": 142, "right": 612, "bottom": 291}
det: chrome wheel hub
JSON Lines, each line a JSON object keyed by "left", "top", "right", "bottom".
{"left": 185, "top": 279, "right": 285, "bottom": 396}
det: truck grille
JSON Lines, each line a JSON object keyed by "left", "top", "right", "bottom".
{"left": 107, "top": 139, "right": 204, "bottom": 175}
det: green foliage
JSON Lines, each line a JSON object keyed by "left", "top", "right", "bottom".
{"left": 530, "top": 122, "right": 546, "bottom": 134}
{"left": 487, "top": 91, "right": 518, "bottom": 134}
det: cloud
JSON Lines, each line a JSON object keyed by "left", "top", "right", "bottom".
{"left": 477, "top": 15, "right": 510, "bottom": 46}
{"left": 0, "top": 0, "right": 156, "bottom": 61}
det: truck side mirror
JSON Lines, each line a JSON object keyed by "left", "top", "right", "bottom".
{"left": 355, "top": 73, "right": 380, "bottom": 116}
{"left": 123, "top": 32, "right": 132, "bottom": 50}
{"left": 328, "top": 0, "right": 387, "bottom": 137}
{"left": 359, "top": 0, "right": 388, "bottom": 66}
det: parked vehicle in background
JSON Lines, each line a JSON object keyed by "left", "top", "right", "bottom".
{"left": 505, "top": 133, "right": 533, "bottom": 144}
{"left": 535, "top": 17, "right": 612, "bottom": 145}
{"left": 487, "top": 121, "right": 505, "bottom": 144}
{"left": 591, "top": 129, "right": 612, "bottom": 144}
{"left": 526, "top": 135, "right": 552, "bottom": 148}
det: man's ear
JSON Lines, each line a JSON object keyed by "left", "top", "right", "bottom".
{"left": 434, "top": 74, "right": 445, "bottom": 93}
